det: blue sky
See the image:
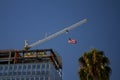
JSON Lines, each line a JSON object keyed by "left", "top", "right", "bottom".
{"left": 0, "top": 0, "right": 120, "bottom": 80}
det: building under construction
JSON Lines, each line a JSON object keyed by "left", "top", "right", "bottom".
{"left": 0, "top": 49, "right": 62, "bottom": 80}
{"left": 0, "top": 19, "right": 87, "bottom": 80}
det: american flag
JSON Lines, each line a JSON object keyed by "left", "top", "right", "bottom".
{"left": 68, "top": 38, "right": 77, "bottom": 44}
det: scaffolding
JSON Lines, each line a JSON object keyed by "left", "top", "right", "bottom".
{"left": 0, "top": 49, "right": 62, "bottom": 80}
{"left": 0, "top": 49, "right": 62, "bottom": 69}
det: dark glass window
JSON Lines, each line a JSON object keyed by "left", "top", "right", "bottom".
{"left": 27, "top": 64, "right": 31, "bottom": 75}
{"left": 0, "top": 72, "right": 2, "bottom": 76}
{"left": 36, "top": 71, "right": 40, "bottom": 75}
{"left": 36, "top": 64, "right": 41, "bottom": 75}
{"left": 22, "top": 71, "right": 26, "bottom": 75}
{"left": 37, "top": 64, "right": 41, "bottom": 69}
{"left": 41, "top": 63, "right": 46, "bottom": 74}
{"left": 14, "top": 65, "right": 17, "bottom": 70}
{"left": 45, "top": 76, "right": 49, "bottom": 80}
{"left": 9, "top": 65, "right": 13, "bottom": 70}
{"left": 40, "top": 76, "right": 44, "bottom": 80}
{"left": 7, "top": 78, "right": 10, "bottom": 80}
{"left": 8, "top": 65, "right": 13, "bottom": 76}
{"left": 0, "top": 66, "right": 3, "bottom": 76}
{"left": 46, "top": 63, "right": 49, "bottom": 69}
{"left": 0, "top": 66, "right": 3, "bottom": 70}
{"left": 31, "top": 77, "right": 34, "bottom": 80}
{"left": 4, "top": 65, "right": 8, "bottom": 71}
{"left": 46, "top": 71, "right": 49, "bottom": 75}
{"left": 32, "top": 64, "right": 36, "bottom": 75}
{"left": 23, "top": 64, "right": 26, "bottom": 70}
{"left": 26, "top": 77, "right": 29, "bottom": 80}
{"left": 1, "top": 78, "right": 5, "bottom": 80}
{"left": 18, "top": 71, "right": 21, "bottom": 75}
{"left": 35, "top": 77, "right": 39, "bottom": 80}
{"left": 41, "top": 71, "right": 45, "bottom": 75}
{"left": 16, "top": 77, "right": 20, "bottom": 80}
{"left": 4, "top": 71, "right": 8, "bottom": 76}
{"left": 13, "top": 71, "right": 17, "bottom": 75}
{"left": 22, "top": 64, "right": 27, "bottom": 75}
{"left": 28, "top": 64, "right": 31, "bottom": 70}
{"left": 32, "top": 71, "right": 36, "bottom": 75}
{"left": 27, "top": 71, "right": 31, "bottom": 75}
{"left": 0, "top": 70, "right": 4, "bottom": 76}
{"left": 21, "top": 77, "right": 24, "bottom": 80}
{"left": 42, "top": 63, "right": 45, "bottom": 69}
{"left": 17, "top": 65, "right": 22, "bottom": 75}
{"left": 13, "top": 65, "right": 17, "bottom": 75}
{"left": 12, "top": 77, "right": 15, "bottom": 80}
{"left": 18, "top": 65, "right": 22, "bottom": 69}
{"left": 32, "top": 64, "right": 36, "bottom": 70}
{"left": 8, "top": 71, "right": 12, "bottom": 76}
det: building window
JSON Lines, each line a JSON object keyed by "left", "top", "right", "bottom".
{"left": 16, "top": 77, "right": 20, "bottom": 80}
{"left": 36, "top": 64, "right": 41, "bottom": 75}
{"left": 45, "top": 76, "right": 49, "bottom": 80}
{"left": 32, "top": 64, "right": 36, "bottom": 75}
{"left": 9, "top": 65, "right": 12, "bottom": 70}
{"left": 13, "top": 65, "right": 17, "bottom": 75}
{"left": 23, "top": 64, "right": 27, "bottom": 70}
{"left": 46, "top": 63, "right": 49, "bottom": 69}
{"left": 21, "top": 77, "right": 24, "bottom": 80}
{"left": 27, "top": 64, "right": 31, "bottom": 75}
{"left": 18, "top": 65, "right": 22, "bottom": 69}
{"left": 31, "top": 77, "right": 34, "bottom": 80}
{"left": 8, "top": 71, "right": 12, "bottom": 76}
{"left": 7, "top": 78, "right": 11, "bottom": 80}
{"left": 26, "top": 77, "right": 29, "bottom": 80}
{"left": 46, "top": 71, "right": 49, "bottom": 75}
{"left": 40, "top": 76, "right": 44, "bottom": 80}
{"left": 41, "top": 71, "right": 45, "bottom": 75}
{"left": 18, "top": 65, "right": 22, "bottom": 75}
{"left": 22, "top": 64, "right": 27, "bottom": 75}
{"left": 14, "top": 65, "right": 17, "bottom": 70}
{"left": 35, "top": 77, "right": 39, "bottom": 80}
{"left": 42, "top": 63, "right": 45, "bottom": 69}
{"left": 4, "top": 65, "right": 8, "bottom": 71}
{"left": 28, "top": 64, "right": 31, "bottom": 70}
{"left": 0, "top": 72, "right": 2, "bottom": 76}
{"left": 0, "top": 66, "right": 3, "bottom": 71}
{"left": 32, "top": 64, "right": 36, "bottom": 70}
{"left": 0, "top": 66, "right": 3, "bottom": 76}
{"left": 12, "top": 77, "right": 15, "bottom": 80}
{"left": 8, "top": 65, "right": 13, "bottom": 76}
{"left": 3, "top": 72, "right": 7, "bottom": 76}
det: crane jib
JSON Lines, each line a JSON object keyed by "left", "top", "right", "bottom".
{"left": 26, "top": 19, "right": 87, "bottom": 49}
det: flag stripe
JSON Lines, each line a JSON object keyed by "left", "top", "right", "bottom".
{"left": 68, "top": 39, "right": 77, "bottom": 44}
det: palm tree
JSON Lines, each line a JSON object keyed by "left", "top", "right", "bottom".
{"left": 78, "top": 48, "right": 111, "bottom": 80}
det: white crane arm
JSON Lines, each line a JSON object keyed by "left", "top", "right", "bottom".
{"left": 25, "top": 19, "right": 87, "bottom": 49}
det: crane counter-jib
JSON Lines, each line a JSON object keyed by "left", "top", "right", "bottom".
{"left": 26, "top": 18, "right": 87, "bottom": 49}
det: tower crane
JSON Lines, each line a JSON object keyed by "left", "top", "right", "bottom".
{"left": 24, "top": 18, "right": 87, "bottom": 50}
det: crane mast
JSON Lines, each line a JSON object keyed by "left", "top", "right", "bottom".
{"left": 24, "top": 18, "right": 87, "bottom": 50}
